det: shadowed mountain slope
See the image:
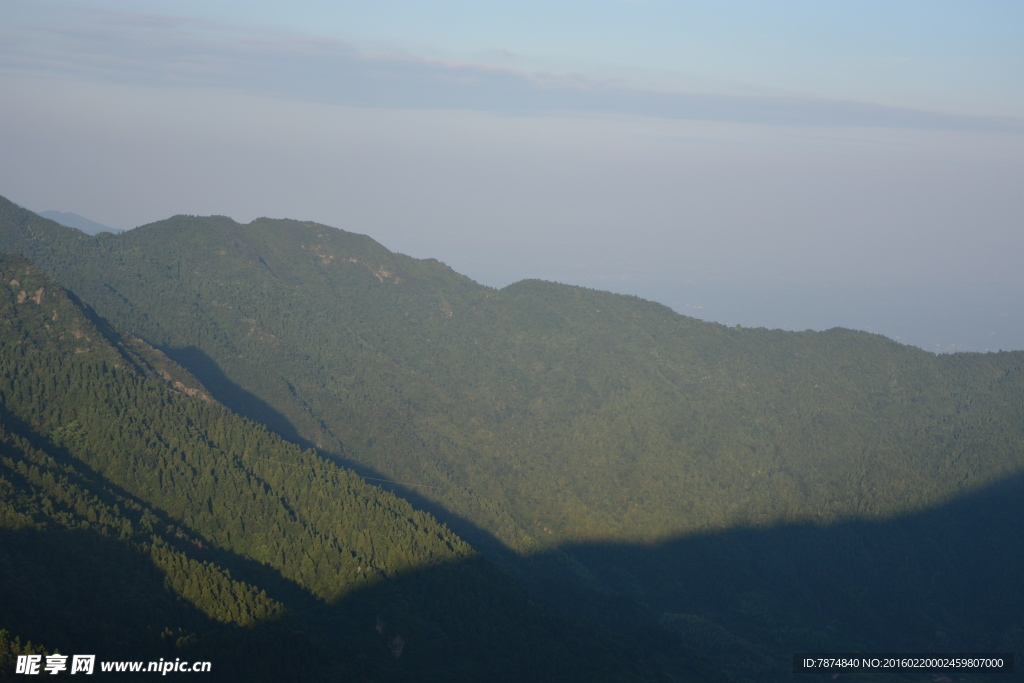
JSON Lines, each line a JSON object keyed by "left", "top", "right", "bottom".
{"left": 529, "top": 472, "right": 1024, "bottom": 683}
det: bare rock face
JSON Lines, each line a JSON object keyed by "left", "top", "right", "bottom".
{"left": 13, "top": 287, "right": 44, "bottom": 304}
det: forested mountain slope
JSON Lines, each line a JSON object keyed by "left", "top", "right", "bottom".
{"left": 2, "top": 195, "right": 1021, "bottom": 549}
{"left": 2, "top": 195, "right": 1022, "bottom": 681}
{"left": 0, "top": 252, "right": 707, "bottom": 681}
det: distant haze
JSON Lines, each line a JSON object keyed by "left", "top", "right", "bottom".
{"left": 1, "top": 0, "right": 1021, "bottom": 350}
{"left": 580, "top": 279, "right": 1023, "bottom": 355}
{"left": 39, "top": 210, "right": 119, "bottom": 235}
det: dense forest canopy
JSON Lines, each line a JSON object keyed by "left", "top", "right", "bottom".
{"left": 0, "top": 252, "right": 706, "bottom": 680}
{"left": 1, "top": 196, "right": 1020, "bottom": 547}
{"left": 1, "top": 195, "right": 1021, "bottom": 682}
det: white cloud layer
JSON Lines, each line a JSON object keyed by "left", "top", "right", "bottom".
{"left": 3, "top": 6, "right": 1021, "bottom": 131}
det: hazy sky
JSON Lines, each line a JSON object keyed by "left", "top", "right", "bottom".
{"left": 2, "top": 1, "right": 1022, "bottom": 347}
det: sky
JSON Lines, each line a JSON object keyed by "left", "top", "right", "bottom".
{"left": 1, "top": 1, "right": 1022, "bottom": 351}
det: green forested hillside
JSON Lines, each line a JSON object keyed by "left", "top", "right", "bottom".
{"left": 2, "top": 196, "right": 1020, "bottom": 547}
{"left": 1, "top": 195, "right": 1022, "bottom": 681}
{"left": 0, "top": 252, "right": 710, "bottom": 681}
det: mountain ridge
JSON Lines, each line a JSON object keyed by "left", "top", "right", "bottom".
{"left": 2, "top": 194, "right": 1022, "bottom": 681}
{"left": 2, "top": 195, "right": 1022, "bottom": 545}
{"left": 1, "top": 250, "right": 717, "bottom": 681}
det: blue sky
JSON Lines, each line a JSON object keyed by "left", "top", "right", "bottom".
{"left": 5, "top": 1, "right": 1022, "bottom": 122}
{"left": 2, "top": 1, "right": 1022, "bottom": 349}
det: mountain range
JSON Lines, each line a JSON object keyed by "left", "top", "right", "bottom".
{"left": 1, "top": 194, "right": 1021, "bottom": 681}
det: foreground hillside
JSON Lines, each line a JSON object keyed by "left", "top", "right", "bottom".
{"left": 0, "top": 253, "right": 712, "bottom": 680}
{"left": 2, "top": 195, "right": 1022, "bottom": 681}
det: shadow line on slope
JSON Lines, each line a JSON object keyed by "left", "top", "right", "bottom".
{"left": 0, "top": 402, "right": 321, "bottom": 613}
{"left": 0, "top": 410, "right": 712, "bottom": 682}
{"left": 521, "top": 472, "right": 1024, "bottom": 683}
{"left": 161, "top": 345, "right": 524, "bottom": 573}
{"left": 163, "top": 346, "right": 307, "bottom": 446}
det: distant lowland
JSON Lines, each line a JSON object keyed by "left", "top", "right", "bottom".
{"left": 1, "top": 194, "right": 1021, "bottom": 682}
